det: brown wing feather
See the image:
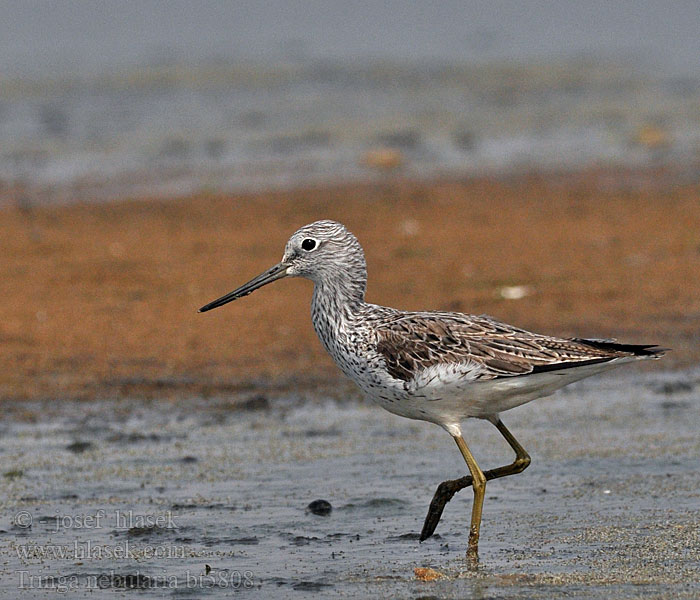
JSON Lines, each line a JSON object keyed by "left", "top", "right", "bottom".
{"left": 374, "top": 313, "right": 633, "bottom": 382}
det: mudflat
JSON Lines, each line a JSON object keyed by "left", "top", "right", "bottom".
{"left": 1, "top": 167, "right": 698, "bottom": 402}
{"left": 2, "top": 167, "right": 699, "bottom": 597}
{"left": 1, "top": 371, "right": 698, "bottom": 597}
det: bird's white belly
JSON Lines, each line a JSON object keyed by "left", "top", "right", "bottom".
{"left": 357, "top": 358, "right": 627, "bottom": 427}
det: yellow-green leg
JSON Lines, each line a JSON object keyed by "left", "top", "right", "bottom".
{"left": 492, "top": 419, "right": 531, "bottom": 476}
{"left": 453, "top": 435, "right": 486, "bottom": 560}
{"left": 421, "top": 419, "right": 531, "bottom": 543}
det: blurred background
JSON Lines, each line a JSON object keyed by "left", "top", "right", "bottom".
{"left": 1, "top": 1, "right": 699, "bottom": 401}
{"left": 2, "top": 4, "right": 700, "bottom": 594}
{"left": 2, "top": 0, "right": 700, "bottom": 199}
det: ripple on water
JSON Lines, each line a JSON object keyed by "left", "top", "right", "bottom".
{"left": 341, "top": 497, "right": 409, "bottom": 513}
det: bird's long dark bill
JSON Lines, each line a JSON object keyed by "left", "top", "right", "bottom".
{"left": 198, "top": 262, "right": 289, "bottom": 312}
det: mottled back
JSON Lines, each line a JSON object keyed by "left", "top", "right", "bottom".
{"left": 373, "top": 311, "right": 663, "bottom": 382}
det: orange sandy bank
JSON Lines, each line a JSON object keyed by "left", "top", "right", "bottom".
{"left": 1, "top": 169, "right": 698, "bottom": 401}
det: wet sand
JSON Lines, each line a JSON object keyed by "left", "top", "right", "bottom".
{"left": 1, "top": 167, "right": 699, "bottom": 596}
{"left": 1, "top": 166, "right": 699, "bottom": 402}
{"left": 1, "top": 370, "right": 698, "bottom": 597}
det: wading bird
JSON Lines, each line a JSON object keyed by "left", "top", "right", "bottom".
{"left": 199, "top": 220, "right": 665, "bottom": 560}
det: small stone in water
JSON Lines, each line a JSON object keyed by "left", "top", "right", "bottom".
{"left": 306, "top": 499, "right": 332, "bottom": 516}
{"left": 414, "top": 566, "right": 446, "bottom": 581}
{"left": 66, "top": 441, "right": 93, "bottom": 453}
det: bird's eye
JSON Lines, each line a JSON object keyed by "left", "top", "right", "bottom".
{"left": 301, "top": 238, "right": 317, "bottom": 251}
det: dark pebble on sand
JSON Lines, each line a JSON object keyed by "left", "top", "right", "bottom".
{"left": 654, "top": 381, "right": 693, "bottom": 395}
{"left": 107, "top": 431, "right": 163, "bottom": 443}
{"left": 292, "top": 581, "right": 332, "bottom": 592}
{"left": 240, "top": 395, "right": 270, "bottom": 411}
{"left": 125, "top": 524, "right": 167, "bottom": 538}
{"left": 306, "top": 499, "right": 332, "bottom": 516}
{"left": 66, "top": 441, "right": 93, "bottom": 453}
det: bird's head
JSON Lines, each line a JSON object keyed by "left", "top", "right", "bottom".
{"left": 198, "top": 220, "right": 366, "bottom": 312}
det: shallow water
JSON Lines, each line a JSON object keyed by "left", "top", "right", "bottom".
{"left": 4, "top": 2, "right": 700, "bottom": 201}
{"left": 1, "top": 369, "right": 699, "bottom": 597}
{"left": 4, "top": 57, "right": 700, "bottom": 203}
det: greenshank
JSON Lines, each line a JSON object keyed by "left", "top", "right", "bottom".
{"left": 199, "top": 220, "right": 665, "bottom": 560}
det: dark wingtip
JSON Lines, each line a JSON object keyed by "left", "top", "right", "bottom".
{"left": 574, "top": 339, "right": 669, "bottom": 358}
{"left": 630, "top": 344, "right": 669, "bottom": 358}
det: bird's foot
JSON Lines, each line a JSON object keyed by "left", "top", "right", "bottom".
{"left": 466, "top": 544, "right": 480, "bottom": 568}
{"left": 420, "top": 474, "right": 474, "bottom": 541}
